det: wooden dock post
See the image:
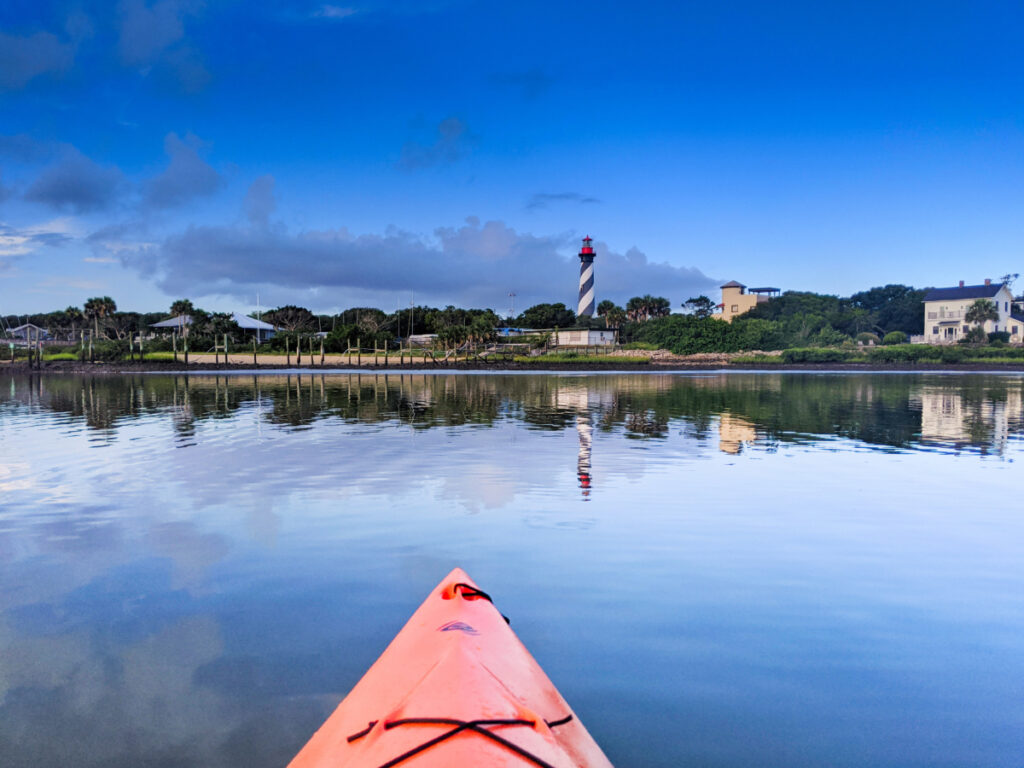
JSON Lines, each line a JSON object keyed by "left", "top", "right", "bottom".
{"left": 320, "top": 337, "right": 325, "bottom": 366}
{"left": 357, "top": 338, "right": 361, "bottom": 366}
{"left": 253, "top": 337, "right": 258, "bottom": 367}
{"left": 286, "top": 337, "right": 291, "bottom": 366}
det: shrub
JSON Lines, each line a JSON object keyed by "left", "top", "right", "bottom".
{"left": 988, "top": 331, "right": 1010, "bottom": 344}
{"left": 960, "top": 326, "right": 987, "bottom": 344}
{"left": 867, "top": 344, "right": 940, "bottom": 363}
{"left": 856, "top": 332, "right": 881, "bottom": 345}
{"left": 882, "top": 331, "right": 907, "bottom": 345}
{"left": 781, "top": 348, "right": 858, "bottom": 363}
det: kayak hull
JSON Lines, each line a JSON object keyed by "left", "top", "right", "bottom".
{"left": 288, "top": 568, "right": 613, "bottom": 767}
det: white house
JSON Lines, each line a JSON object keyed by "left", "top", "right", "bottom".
{"left": 554, "top": 328, "right": 617, "bottom": 347}
{"left": 921, "top": 280, "right": 1023, "bottom": 344}
{"left": 8, "top": 323, "right": 51, "bottom": 341}
{"left": 150, "top": 312, "right": 277, "bottom": 341}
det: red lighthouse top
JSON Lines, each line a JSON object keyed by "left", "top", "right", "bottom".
{"left": 580, "top": 235, "right": 594, "bottom": 255}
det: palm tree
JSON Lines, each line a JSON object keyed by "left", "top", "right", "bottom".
{"left": 625, "top": 296, "right": 646, "bottom": 322}
{"left": 649, "top": 296, "right": 671, "bottom": 318}
{"left": 964, "top": 298, "right": 999, "bottom": 328}
{"left": 83, "top": 296, "right": 117, "bottom": 338}
{"left": 170, "top": 299, "right": 194, "bottom": 317}
{"left": 63, "top": 306, "right": 84, "bottom": 338}
{"left": 606, "top": 306, "right": 626, "bottom": 328}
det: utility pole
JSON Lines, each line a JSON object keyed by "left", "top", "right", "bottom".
{"left": 508, "top": 291, "right": 516, "bottom": 321}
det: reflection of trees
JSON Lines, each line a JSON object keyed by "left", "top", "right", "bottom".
{"left": 6, "top": 372, "right": 1024, "bottom": 453}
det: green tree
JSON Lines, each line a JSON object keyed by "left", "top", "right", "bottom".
{"left": 83, "top": 296, "right": 117, "bottom": 338}
{"left": 964, "top": 298, "right": 999, "bottom": 328}
{"left": 682, "top": 295, "right": 716, "bottom": 319}
{"left": 626, "top": 295, "right": 671, "bottom": 322}
{"left": 605, "top": 305, "right": 626, "bottom": 328}
{"left": 170, "top": 299, "right": 194, "bottom": 317}
{"left": 517, "top": 303, "right": 576, "bottom": 328}
{"left": 63, "top": 306, "right": 84, "bottom": 338}
{"left": 264, "top": 305, "right": 317, "bottom": 332}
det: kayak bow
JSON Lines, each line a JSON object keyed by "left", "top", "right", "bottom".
{"left": 288, "top": 568, "right": 613, "bottom": 767}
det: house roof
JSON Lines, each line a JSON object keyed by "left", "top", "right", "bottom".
{"left": 231, "top": 312, "right": 275, "bottom": 331}
{"left": 10, "top": 323, "right": 47, "bottom": 331}
{"left": 923, "top": 284, "right": 1005, "bottom": 302}
{"left": 1011, "top": 313, "right": 1024, "bottom": 324}
{"left": 720, "top": 280, "right": 745, "bottom": 289}
{"left": 151, "top": 313, "right": 276, "bottom": 330}
{"left": 150, "top": 314, "right": 193, "bottom": 328}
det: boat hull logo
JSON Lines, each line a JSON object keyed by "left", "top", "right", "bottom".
{"left": 437, "top": 620, "right": 479, "bottom": 635}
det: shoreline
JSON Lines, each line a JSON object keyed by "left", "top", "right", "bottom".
{"left": 6, "top": 360, "right": 1024, "bottom": 374}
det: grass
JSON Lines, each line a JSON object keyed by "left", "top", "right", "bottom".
{"left": 622, "top": 341, "right": 659, "bottom": 351}
{"left": 513, "top": 354, "right": 649, "bottom": 364}
{"left": 731, "top": 354, "right": 786, "bottom": 364}
{"left": 42, "top": 352, "right": 79, "bottom": 361}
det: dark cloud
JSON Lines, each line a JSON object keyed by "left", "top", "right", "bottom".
{"left": 0, "top": 133, "right": 55, "bottom": 163}
{"left": 526, "top": 192, "right": 601, "bottom": 211}
{"left": 244, "top": 175, "right": 276, "bottom": 227}
{"left": 118, "top": 0, "right": 209, "bottom": 91}
{"left": 0, "top": 30, "right": 75, "bottom": 91}
{"left": 122, "top": 200, "right": 718, "bottom": 309}
{"left": 24, "top": 148, "right": 123, "bottom": 213}
{"left": 489, "top": 69, "right": 553, "bottom": 100}
{"left": 398, "top": 117, "right": 475, "bottom": 171}
{"left": 144, "top": 132, "right": 222, "bottom": 208}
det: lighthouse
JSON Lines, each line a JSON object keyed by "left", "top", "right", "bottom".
{"left": 577, "top": 235, "right": 596, "bottom": 317}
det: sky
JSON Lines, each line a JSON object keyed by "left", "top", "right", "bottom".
{"left": 1, "top": 0, "right": 1023, "bottom": 317}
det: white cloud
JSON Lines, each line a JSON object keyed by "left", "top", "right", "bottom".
{"left": 313, "top": 5, "right": 358, "bottom": 19}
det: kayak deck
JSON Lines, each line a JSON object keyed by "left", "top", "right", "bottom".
{"left": 288, "top": 568, "right": 613, "bottom": 767}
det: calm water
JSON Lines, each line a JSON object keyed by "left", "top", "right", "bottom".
{"left": 2, "top": 371, "right": 1023, "bottom": 768}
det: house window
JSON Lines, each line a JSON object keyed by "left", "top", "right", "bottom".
{"left": 730, "top": 305, "right": 738, "bottom": 313}
{"left": 994, "top": 325, "right": 999, "bottom": 332}
{"left": 932, "top": 326, "right": 939, "bottom": 334}
{"left": 963, "top": 326, "right": 969, "bottom": 334}
{"left": 1005, "top": 302, "right": 1009, "bottom": 312}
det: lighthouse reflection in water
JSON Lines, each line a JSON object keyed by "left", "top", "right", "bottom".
{"left": 555, "top": 384, "right": 605, "bottom": 499}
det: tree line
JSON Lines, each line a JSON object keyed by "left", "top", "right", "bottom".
{"left": 6, "top": 283, "right": 1015, "bottom": 353}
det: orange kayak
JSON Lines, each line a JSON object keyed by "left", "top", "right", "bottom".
{"left": 288, "top": 568, "right": 614, "bottom": 767}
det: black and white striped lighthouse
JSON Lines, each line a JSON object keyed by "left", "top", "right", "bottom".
{"left": 577, "top": 235, "right": 596, "bottom": 317}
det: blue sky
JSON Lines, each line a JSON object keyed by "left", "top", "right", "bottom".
{"left": 2, "top": 0, "right": 1023, "bottom": 315}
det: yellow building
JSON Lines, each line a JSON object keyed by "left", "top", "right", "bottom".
{"left": 718, "top": 281, "right": 779, "bottom": 322}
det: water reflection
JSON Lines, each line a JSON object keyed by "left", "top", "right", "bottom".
{"left": 2, "top": 372, "right": 1024, "bottom": 768}
{"left": 5, "top": 371, "right": 1024, "bottom": 456}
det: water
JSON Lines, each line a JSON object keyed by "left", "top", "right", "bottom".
{"left": 1, "top": 371, "right": 1022, "bottom": 768}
